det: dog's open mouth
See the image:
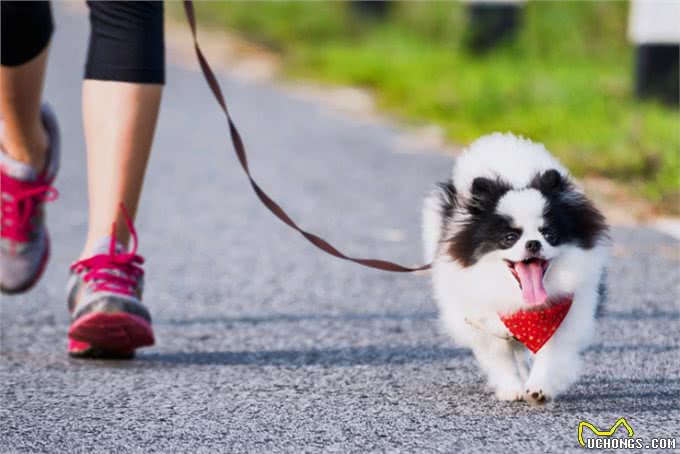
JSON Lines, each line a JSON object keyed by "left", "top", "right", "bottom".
{"left": 504, "top": 258, "right": 550, "bottom": 307}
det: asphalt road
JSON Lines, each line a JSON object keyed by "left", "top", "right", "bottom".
{"left": 1, "top": 6, "right": 679, "bottom": 454}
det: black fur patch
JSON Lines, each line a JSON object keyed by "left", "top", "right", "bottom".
{"left": 436, "top": 180, "right": 457, "bottom": 229}
{"left": 467, "top": 176, "right": 514, "bottom": 216}
{"left": 530, "top": 170, "right": 609, "bottom": 249}
{"left": 448, "top": 176, "right": 516, "bottom": 267}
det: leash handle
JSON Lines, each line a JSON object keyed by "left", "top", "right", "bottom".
{"left": 183, "top": 1, "right": 431, "bottom": 273}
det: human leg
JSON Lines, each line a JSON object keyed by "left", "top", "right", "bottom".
{"left": 0, "top": 1, "right": 59, "bottom": 294}
{"left": 67, "top": 1, "right": 164, "bottom": 357}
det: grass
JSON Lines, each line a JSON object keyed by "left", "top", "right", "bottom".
{"left": 176, "top": 1, "right": 680, "bottom": 211}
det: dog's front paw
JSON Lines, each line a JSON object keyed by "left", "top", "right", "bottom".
{"left": 495, "top": 386, "right": 524, "bottom": 402}
{"left": 525, "top": 388, "right": 550, "bottom": 406}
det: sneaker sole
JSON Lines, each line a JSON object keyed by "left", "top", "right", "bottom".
{"left": 68, "top": 312, "right": 154, "bottom": 359}
{"left": 68, "top": 338, "right": 136, "bottom": 360}
{"left": 0, "top": 233, "right": 50, "bottom": 295}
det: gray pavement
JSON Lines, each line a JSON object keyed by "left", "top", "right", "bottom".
{"left": 1, "top": 5, "right": 679, "bottom": 454}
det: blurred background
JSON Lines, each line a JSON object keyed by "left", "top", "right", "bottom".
{"left": 173, "top": 1, "right": 679, "bottom": 214}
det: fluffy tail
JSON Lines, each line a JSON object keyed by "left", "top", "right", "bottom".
{"left": 422, "top": 180, "right": 456, "bottom": 263}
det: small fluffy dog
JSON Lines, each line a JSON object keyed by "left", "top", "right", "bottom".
{"left": 422, "top": 133, "right": 608, "bottom": 404}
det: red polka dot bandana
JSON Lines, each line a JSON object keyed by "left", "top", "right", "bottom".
{"left": 499, "top": 297, "right": 573, "bottom": 353}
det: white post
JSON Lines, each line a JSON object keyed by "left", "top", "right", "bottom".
{"left": 629, "top": 0, "right": 680, "bottom": 104}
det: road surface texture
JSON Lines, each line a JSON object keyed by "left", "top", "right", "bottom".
{"left": 2, "top": 5, "right": 679, "bottom": 454}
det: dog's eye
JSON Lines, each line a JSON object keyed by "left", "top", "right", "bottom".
{"left": 540, "top": 228, "right": 557, "bottom": 244}
{"left": 500, "top": 232, "right": 519, "bottom": 248}
{"left": 504, "top": 233, "right": 518, "bottom": 242}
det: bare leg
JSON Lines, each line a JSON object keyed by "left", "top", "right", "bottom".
{"left": 0, "top": 46, "right": 49, "bottom": 171}
{"left": 81, "top": 80, "right": 162, "bottom": 257}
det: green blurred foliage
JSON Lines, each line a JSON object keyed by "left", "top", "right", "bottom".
{"left": 180, "top": 1, "right": 679, "bottom": 210}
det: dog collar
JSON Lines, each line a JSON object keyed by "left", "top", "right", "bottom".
{"left": 499, "top": 297, "right": 573, "bottom": 353}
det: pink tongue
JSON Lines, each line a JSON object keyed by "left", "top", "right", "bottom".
{"left": 515, "top": 261, "right": 548, "bottom": 306}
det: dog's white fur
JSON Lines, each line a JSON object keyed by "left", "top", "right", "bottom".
{"left": 423, "top": 133, "right": 608, "bottom": 403}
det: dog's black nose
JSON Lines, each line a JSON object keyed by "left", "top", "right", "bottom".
{"left": 525, "top": 240, "right": 542, "bottom": 253}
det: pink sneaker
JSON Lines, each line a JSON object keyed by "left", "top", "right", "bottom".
{"left": 0, "top": 105, "right": 60, "bottom": 294}
{"left": 67, "top": 206, "right": 154, "bottom": 359}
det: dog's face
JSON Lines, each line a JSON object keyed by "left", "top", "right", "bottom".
{"left": 448, "top": 169, "right": 607, "bottom": 307}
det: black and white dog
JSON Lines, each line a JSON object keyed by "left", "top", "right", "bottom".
{"left": 422, "top": 133, "right": 608, "bottom": 404}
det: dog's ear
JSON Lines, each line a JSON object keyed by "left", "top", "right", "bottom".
{"left": 471, "top": 177, "right": 496, "bottom": 198}
{"left": 469, "top": 176, "right": 511, "bottom": 212}
{"left": 531, "top": 169, "right": 571, "bottom": 195}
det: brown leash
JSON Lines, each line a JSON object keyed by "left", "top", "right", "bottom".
{"left": 183, "top": 1, "right": 431, "bottom": 273}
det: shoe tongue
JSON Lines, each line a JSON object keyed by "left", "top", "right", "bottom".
{"left": 92, "top": 236, "right": 125, "bottom": 255}
{"left": 515, "top": 261, "right": 548, "bottom": 306}
{"left": 0, "top": 151, "right": 39, "bottom": 181}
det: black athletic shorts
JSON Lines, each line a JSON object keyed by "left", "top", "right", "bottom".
{"left": 1, "top": 1, "right": 165, "bottom": 84}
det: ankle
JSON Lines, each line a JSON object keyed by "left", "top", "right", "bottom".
{"left": 80, "top": 235, "right": 129, "bottom": 260}
{"left": 0, "top": 127, "right": 48, "bottom": 172}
